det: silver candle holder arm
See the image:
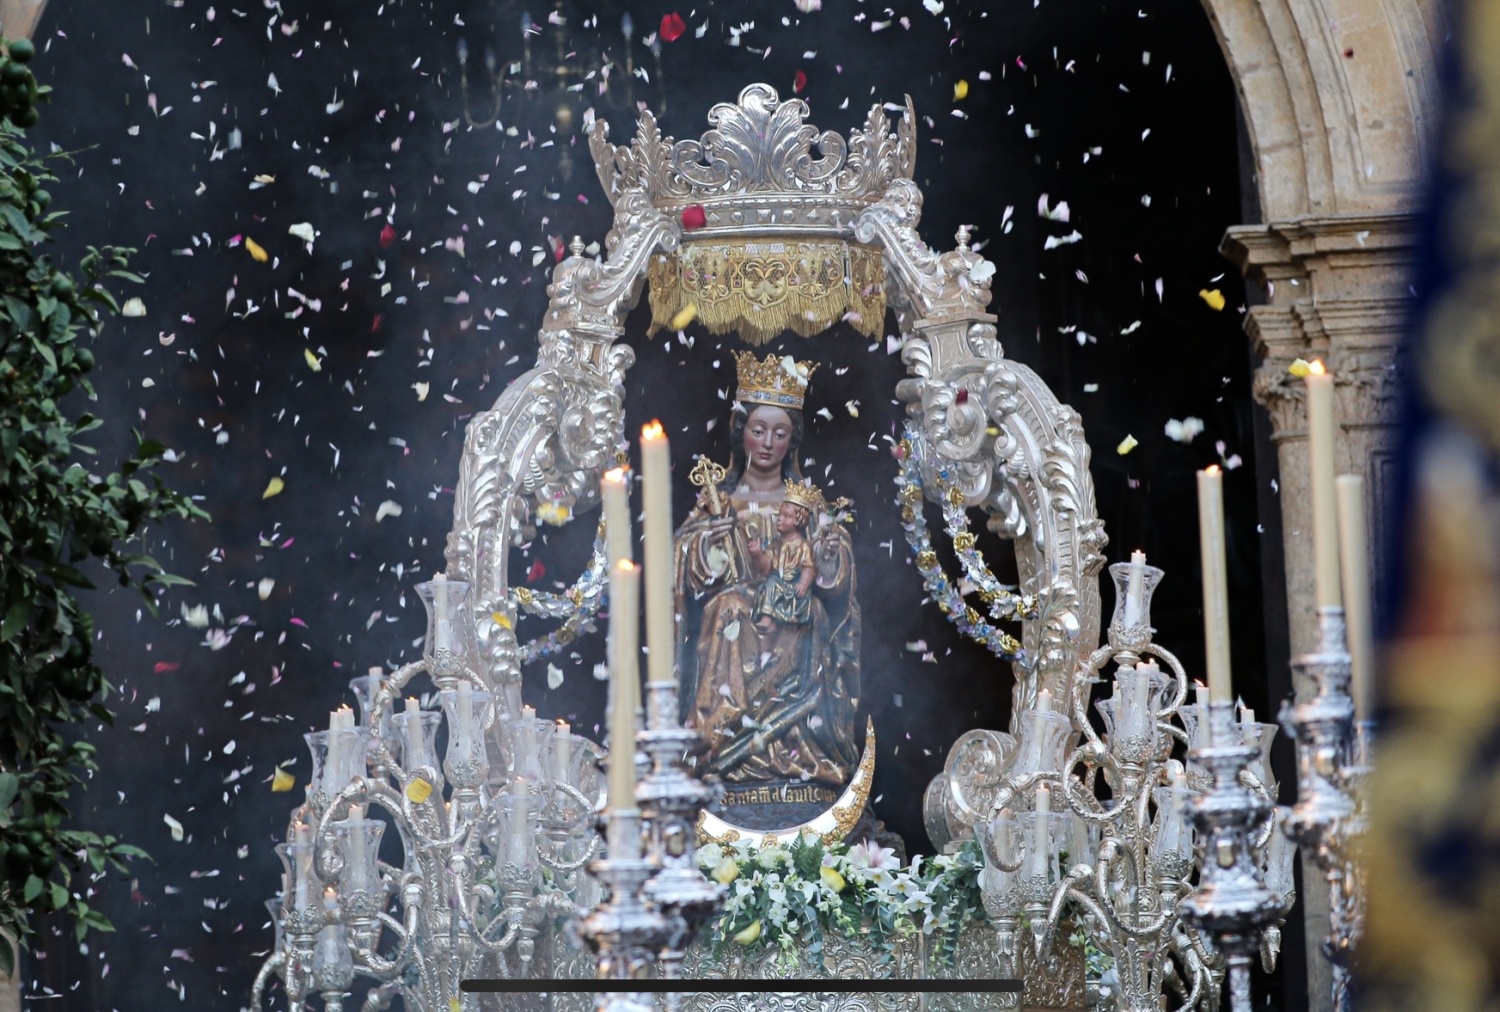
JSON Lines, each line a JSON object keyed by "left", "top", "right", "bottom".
{"left": 1282, "top": 606, "right": 1370, "bottom": 1012}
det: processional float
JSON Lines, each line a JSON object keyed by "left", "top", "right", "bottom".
{"left": 252, "top": 84, "right": 1372, "bottom": 1012}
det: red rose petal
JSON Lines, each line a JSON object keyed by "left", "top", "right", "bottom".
{"left": 379, "top": 223, "right": 396, "bottom": 248}
{"left": 660, "top": 12, "right": 686, "bottom": 42}
{"left": 793, "top": 69, "right": 807, "bottom": 94}
{"left": 681, "top": 204, "right": 707, "bottom": 230}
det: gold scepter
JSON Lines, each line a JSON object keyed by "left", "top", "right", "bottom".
{"left": 688, "top": 456, "right": 728, "bottom": 517}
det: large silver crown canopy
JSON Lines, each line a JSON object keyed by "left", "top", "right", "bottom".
{"left": 588, "top": 82, "right": 918, "bottom": 240}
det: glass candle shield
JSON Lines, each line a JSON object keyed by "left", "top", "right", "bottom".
{"left": 415, "top": 576, "right": 479, "bottom": 685}
{"left": 1147, "top": 785, "right": 1195, "bottom": 880}
{"left": 1176, "top": 704, "right": 1214, "bottom": 792}
{"left": 332, "top": 814, "right": 386, "bottom": 900}
{"left": 1108, "top": 559, "right": 1165, "bottom": 635}
{"left": 493, "top": 789, "right": 538, "bottom": 881}
{"left": 1110, "top": 664, "right": 1161, "bottom": 764}
{"left": 312, "top": 920, "right": 354, "bottom": 990}
{"left": 347, "top": 672, "right": 392, "bottom": 742}
{"left": 440, "top": 686, "right": 495, "bottom": 788}
{"left": 1021, "top": 811, "right": 1070, "bottom": 882}
{"left": 499, "top": 713, "right": 552, "bottom": 784}
{"left": 285, "top": 840, "right": 323, "bottom": 915}
{"left": 1012, "top": 710, "right": 1072, "bottom": 777}
{"left": 392, "top": 708, "right": 442, "bottom": 776}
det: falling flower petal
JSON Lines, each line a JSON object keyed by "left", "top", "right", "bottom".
{"left": 121, "top": 297, "right": 147, "bottom": 317}
{"left": 547, "top": 664, "right": 564, "bottom": 690}
{"left": 1288, "top": 358, "right": 1313, "bottom": 378}
{"left": 262, "top": 476, "right": 285, "bottom": 499}
{"left": 163, "top": 813, "right": 185, "bottom": 842}
{"left": 952, "top": 79, "right": 968, "bottom": 101}
{"left": 659, "top": 12, "right": 686, "bottom": 42}
{"left": 303, "top": 348, "right": 322, "bottom": 372}
{"left": 1116, "top": 434, "right": 1139, "bottom": 455}
{"left": 405, "top": 778, "right": 433, "bottom": 803}
{"left": 271, "top": 768, "right": 295, "bottom": 792}
{"left": 670, "top": 303, "right": 698, "bottom": 330}
{"left": 1198, "top": 288, "right": 1226, "bottom": 310}
{"left": 244, "top": 236, "right": 268, "bottom": 262}
{"left": 681, "top": 204, "right": 707, "bottom": 231}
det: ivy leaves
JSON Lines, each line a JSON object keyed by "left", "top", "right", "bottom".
{"left": 0, "top": 37, "right": 203, "bottom": 977}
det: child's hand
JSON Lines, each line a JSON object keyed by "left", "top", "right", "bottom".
{"left": 795, "top": 583, "right": 810, "bottom": 598}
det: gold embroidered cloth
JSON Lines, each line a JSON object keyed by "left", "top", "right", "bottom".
{"left": 648, "top": 240, "right": 885, "bottom": 345}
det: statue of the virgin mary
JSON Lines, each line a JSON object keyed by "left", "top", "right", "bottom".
{"left": 672, "top": 351, "right": 864, "bottom": 832}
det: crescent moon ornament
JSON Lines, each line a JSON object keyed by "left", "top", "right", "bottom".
{"left": 697, "top": 718, "right": 876, "bottom": 847}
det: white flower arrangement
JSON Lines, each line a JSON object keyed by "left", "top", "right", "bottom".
{"left": 696, "top": 835, "right": 989, "bottom": 970}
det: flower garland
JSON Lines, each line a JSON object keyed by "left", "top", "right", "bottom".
{"left": 698, "top": 835, "right": 989, "bottom": 969}
{"left": 513, "top": 519, "right": 610, "bottom": 665}
{"left": 894, "top": 429, "right": 1029, "bottom": 661}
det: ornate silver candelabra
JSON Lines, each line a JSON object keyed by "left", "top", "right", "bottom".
{"left": 975, "top": 560, "right": 1296, "bottom": 1012}
{"left": 1282, "top": 606, "right": 1369, "bottom": 1012}
{"left": 1179, "top": 701, "right": 1289, "bottom": 1012}
{"left": 252, "top": 576, "right": 605, "bottom": 1012}
{"left": 636, "top": 679, "right": 725, "bottom": 981}
{"left": 576, "top": 667, "right": 725, "bottom": 1012}
{"left": 577, "top": 805, "right": 670, "bottom": 1012}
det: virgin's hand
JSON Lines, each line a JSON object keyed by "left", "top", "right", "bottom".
{"left": 704, "top": 516, "right": 737, "bottom": 537}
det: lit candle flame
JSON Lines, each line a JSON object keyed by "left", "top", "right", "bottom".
{"left": 641, "top": 420, "right": 665, "bottom": 441}
{"left": 1204, "top": 464, "right": 1221, "bottom": 476}
{"left": 1307, "top": 359, "right": 1326, "bottom": 376}
{"left": 614, "top": 559, "right": 639, "bottom": 574}
{"left": 603, "top": 465, "right": 630, "bottom": 483}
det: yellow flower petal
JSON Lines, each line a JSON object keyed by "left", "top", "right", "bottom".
{"left": 711, "top": 856, "right": 740, "bottom": 885}
{"left": 952, "top": 79, "right": 969, "bottom": 101}
{"left": 271, "top": 767, "right": 296, "bottom": 793}
{"left": 1287, "top": 358, "right": 1312, "bottom": 378}
{"left": 304, "top": 348, "right": 323, "bottom": 372}
{"left": 262, "top": 476, "right": 285, "bottom": 499}
{"left": 492, "top": 610, "right": 513, "bottom": 630}
{"left": 1198, "top": 288, "right": 1226, "bottom": 311}
{"left": 245, "top": 236, "right": 269, "bottom": 263}
{"left": 732, "top": 919, "right": 762, "bottom": 945}
{"left": 1116, "top": 434, "right": 1138, "bottom": 455}
{"left": 405, "top": 777, "right": 434, "bottom": 803}
{"left": 670, "top": 302, "right": 698, "bottom": 330}
{"left": 820, "top": 865, "right": 847, "bottom": 892}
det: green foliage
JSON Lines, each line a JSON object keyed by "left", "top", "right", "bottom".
{"left": 0, "top": 37, "right": 206, "bottom": 976}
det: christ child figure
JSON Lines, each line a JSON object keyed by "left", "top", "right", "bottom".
{"left": 746, "top": 483, "right": 822, "bottom": 636}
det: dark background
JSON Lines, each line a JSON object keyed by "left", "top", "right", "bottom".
{"left": 20, "top": 0, "right": 1287, "bottom": 1006}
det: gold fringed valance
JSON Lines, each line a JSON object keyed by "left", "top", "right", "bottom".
{"left": 647, "top": 240, "right": 885, "bottom": 346}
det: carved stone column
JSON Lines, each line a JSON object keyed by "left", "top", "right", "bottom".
{"left": 1222, "top": 210, "right": 1414, "bottom": 1011}
{"left": 1225, "top": 212, "right": 1413, "bottom": 655}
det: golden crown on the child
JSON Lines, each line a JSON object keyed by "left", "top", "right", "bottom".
{"left": 782, "top": 478, "right": 826, "bottom": 513}
{"left": 734, "top": 350, "right": 817, "bottom": 411}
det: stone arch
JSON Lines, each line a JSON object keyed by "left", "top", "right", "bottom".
{"left": 1199, "top": 0, "right": 1443, "bottom": 221}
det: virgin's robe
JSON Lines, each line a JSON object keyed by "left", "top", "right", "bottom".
{"left": 673, "top": 486, "right": 861, "bottom": 795}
